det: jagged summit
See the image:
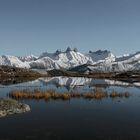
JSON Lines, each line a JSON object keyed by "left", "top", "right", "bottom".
{"left": 19, "top": 55, "right": 38, "bottom": 62}
{"left": 35, "top": 48, "right": 93, "bottom": 69}
{"left": 39, "top": 47, "right": 78, "bottom": 59}
{"left": 89, "top": 50, "right": 110, "bottom": 54}
{"left": 87, "top": 49, "right": 115, "bottom": 62}
{"left": 66, "top": 47, "right": 72, "bottom": 52}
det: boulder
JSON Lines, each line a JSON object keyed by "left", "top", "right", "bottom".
{"left": 0, "top": 98, "right": 30, "bottom": 117}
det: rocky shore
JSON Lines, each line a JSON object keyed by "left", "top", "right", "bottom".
{"left": 0, "top": 98, "right": 30, "bottom": 117}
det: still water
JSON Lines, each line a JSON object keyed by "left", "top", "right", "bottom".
{"left": 0, "top": 77, "right": 140, "bottom": 140}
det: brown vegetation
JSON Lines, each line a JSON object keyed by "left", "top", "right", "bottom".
{"left": 110, "top": 91, "right": 129, "bottom": 98}
{"left": 9, "top": 88, "right": 130, "bottom": 100}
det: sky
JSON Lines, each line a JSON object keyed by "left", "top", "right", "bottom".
{"left": 0, "top": 0, "right": 140, "bottom": 56}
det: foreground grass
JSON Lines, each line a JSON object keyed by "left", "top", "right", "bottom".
{"left": 9, "top": 88, "right": 130, "bottom": 100}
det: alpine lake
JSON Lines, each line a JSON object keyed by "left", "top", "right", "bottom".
{"left": 0, "top": 76, "right": 140, "bottom": 140}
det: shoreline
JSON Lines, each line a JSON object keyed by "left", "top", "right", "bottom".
{"left": 0, "top": 66, "right": 140, "bottom": 85}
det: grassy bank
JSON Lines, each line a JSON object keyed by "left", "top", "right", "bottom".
{"left": 0, "top": 66, "right": 47, "bottom": 85}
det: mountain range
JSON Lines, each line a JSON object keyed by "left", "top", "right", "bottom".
{"left": 0, "top": 47, "right": 140, "bottom": 72}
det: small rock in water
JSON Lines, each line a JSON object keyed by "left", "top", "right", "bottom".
{"left": 0, "top": 98, "right": 30, "bottom": 117}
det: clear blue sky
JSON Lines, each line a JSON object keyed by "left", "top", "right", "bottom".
{"left": 0, "top": 0, "right": 140, "bottom": 56}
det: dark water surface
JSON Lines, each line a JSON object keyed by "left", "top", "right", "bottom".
{"left": 0, "top": 77, "right": 140, "bottom": 140}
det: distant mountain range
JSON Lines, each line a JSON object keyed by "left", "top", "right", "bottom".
{"left": 0, "top": 47, "right": 140, "bottom": 72}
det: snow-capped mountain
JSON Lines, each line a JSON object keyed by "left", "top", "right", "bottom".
{"left": 68, "top": 51, "right": 140, "bottom": 73}
{"left": 71, "top": 51, "right": 140, "bottom": 72}
{"left": 0, "top": 55, "right": 30, "bottom": 68}
{"left": 29, "top": 56, "right": 60, "bottom": 69}
{"left": 0, "top": 48, "right": 140, "bottom": 72}
{"left": 30, "top": 47, "right": 93, "bottom": 69}
{"left": 19, "top": 55, "right": 38, "bottom": 62}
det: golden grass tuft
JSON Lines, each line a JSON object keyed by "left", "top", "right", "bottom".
{"left": 110, "top": 91, "right": 130, "bottom": 98}
{"left": 9, "top": 88, "right": 130, "bottom": 100}
{"left": 82, "top": 87, "right": 107, "bottom": 99}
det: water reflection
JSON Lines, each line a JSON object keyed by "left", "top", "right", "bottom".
{"left": 0, "top": 77, "right": 140, "bottom": 140}
{"left": 1, "top": 77, "right": 139, "bottom": 87}
{"left": 0, "top": 77, "right": 140, "bottom": 98}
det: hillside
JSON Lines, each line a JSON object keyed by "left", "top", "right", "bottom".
{"left": 0, "top": 66, "right": 47, "bottom": 85}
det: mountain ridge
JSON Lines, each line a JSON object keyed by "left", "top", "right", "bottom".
{"left": 0, "top": 48, "right": 140, "bottom": 72}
